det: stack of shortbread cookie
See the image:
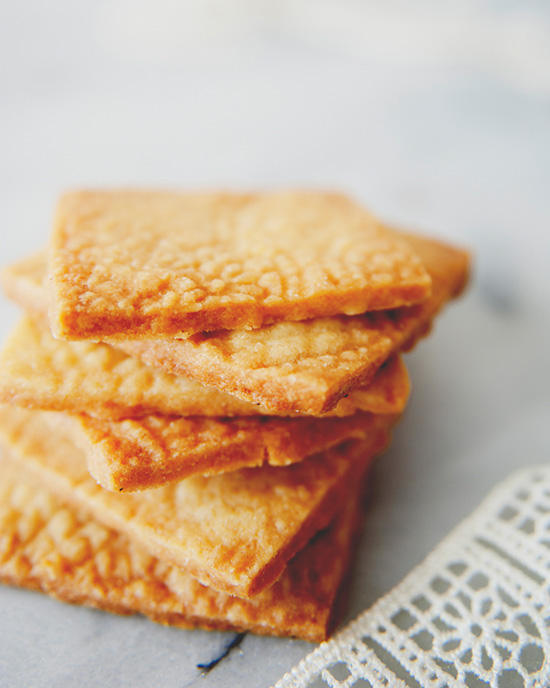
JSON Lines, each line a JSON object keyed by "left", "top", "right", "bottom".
{"left": 0, "top": 191, "right": 469, "bottom": 641}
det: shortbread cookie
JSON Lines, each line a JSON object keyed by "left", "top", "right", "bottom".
{"left": 0, "top": 456, "right": 365, "bottom": 641}
{"left": 51, "top": 409, "right": 386, "bottom": 491}
{"left": 0, "top": 316, "right": 409, "bottom": 419}
{"left": 49, "top": 191, "right": 432, "bottom": 340}
{"left": 1, "top": 229, "right": 468, "bottom": 414}
{"left": 0, "top": 405, "right": 396, "bottom": 597}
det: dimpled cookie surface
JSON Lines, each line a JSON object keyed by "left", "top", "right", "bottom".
{"left": 49, "top": 190, "right": 431, "bottom": 339}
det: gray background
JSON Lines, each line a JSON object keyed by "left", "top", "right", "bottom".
{"left": 1, "top": 1, "right": 549, "bottom": 686}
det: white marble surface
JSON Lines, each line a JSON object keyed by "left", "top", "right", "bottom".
{"left": 1, "top": 2, "right": 549, "bottom": 686}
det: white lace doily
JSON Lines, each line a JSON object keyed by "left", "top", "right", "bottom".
{"left": 274, "top": 466, "right": 550, "bottom": 688}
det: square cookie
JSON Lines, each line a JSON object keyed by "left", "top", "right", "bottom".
{"left": 49, "top": 190, "right": 432, "bottom": 339}
{"left": 0, "top": 315, "right": 409, "bottom": 420}
{"left": 51, "top": 408, "right": 393, "bottom": 491}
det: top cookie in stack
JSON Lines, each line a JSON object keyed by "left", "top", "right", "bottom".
{"left": 0, "top": 189, "right": 469, "bottom": 641}
{"left": 49, "top": 190, "right": 432, "bottom": 340}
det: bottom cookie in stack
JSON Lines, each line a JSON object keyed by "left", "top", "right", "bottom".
{"left": 0, "top": 405, "right": 398, "bottom": 641}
